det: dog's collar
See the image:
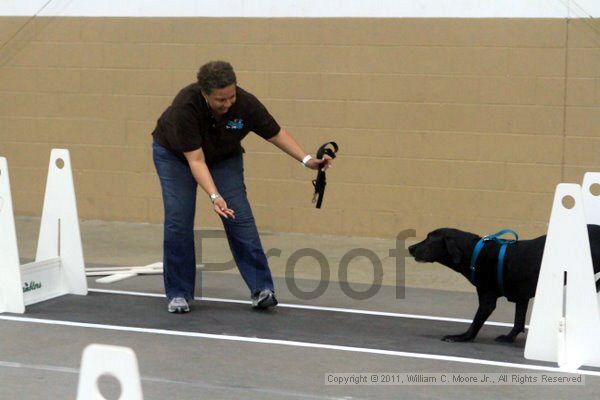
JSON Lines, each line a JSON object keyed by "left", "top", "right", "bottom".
{"left": 470, "top": 229, "right": 519, "bottom": 295}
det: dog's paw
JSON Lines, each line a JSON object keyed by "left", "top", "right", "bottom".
{"left": 495, "top": 334, "right": 516, "bottom": 343}
{"left": 442, "top": 334, "right": 473, "bottom": 343}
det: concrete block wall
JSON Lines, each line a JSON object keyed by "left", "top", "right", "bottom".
{"left": 0, "top": 15, "right": 599, "bottom": 239}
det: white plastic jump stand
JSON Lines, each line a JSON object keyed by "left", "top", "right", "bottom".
{"left": 0, "top": 149, "right": 87, "bottom": 314}
{"left": 0, "top": 157, "right": 25, "bottom": 313}
{"left": 76, "top": 344, "right": 144, "bottom": 400}
{"left": 582, "top": 172, "right": 600, "bottom": 300}
{"left": 582, "top": 172, "right": 600, "bottom": 225}
{"left": 524, "top": 183, "right": 600, "bottom": 369}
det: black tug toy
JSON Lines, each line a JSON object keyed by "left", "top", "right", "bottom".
{"left": 312, "top": 142, "right": 339, "bottom": 208}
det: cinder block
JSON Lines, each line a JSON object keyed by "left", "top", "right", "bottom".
{"left": 564, "top": 137, "right": 600, "bottom": 165}
{"left": 269, "top": 19, "right": 324, "bottom": 45}
{"left": 322, "top": 19, "right": 380, "bottom": 45}
{"left": 316, "top": 129, "right": 371, "bottom": 158}
{"left": 567, "top": 48, "right": 600, "bottom": 78}
{"left": 0, "top": 17, "right": 29, "bottom": 43}
{"left": 291, "top": 206, "right": 343, "bottom": 234}
{"left": 504, "top": 19, "right": 566, "bottom": 48}
{"left": 504, "top": 164, "right": 562, "bottom": 193}
{"left": 101, "top": 95, "right": 135, "bottom": 119}
{"left": 563, "top": 165, "right": 598, "bottom": 184}
{"left": 59, "top": 93, "right": 105, "bottom": 119}
{"left": 80, "top": 18, "right": 128, "bottom": 42}
{"left": 500, "top": 191, "right": 553, "bottom": 221}
{"left": 32, "top": 118, "right": 82, "bottom": 144}
{"left": 68, "top": 145, "right": 149, "bottom": 173}
{"left": 319, "top": 73, "right": 380, "bottom": 102}
{"left": 9, "top": 167, "right": 46, "bottom": 190}
{"left": 509, "top": 48, "right": 566, "bottom": 77}
{"left": 341, "top": 209, "right": 373, "bottom": 237}
{"left": 321, "top": 183, "right": 370, "bottom": 210}
{"left": 0, "top": 142, "right": 54, "bottom": 168}
{"left": 78, "top": 194, "right": 148, "bottom": 222}
{"left": 146, "top": 43, "right": 201, "bottom": 69}
{"left": 535, "top": 78, "right": 565, "bottom": 106}
{"left": 566, "top": 106, "right": 600, "bottom": 136}
{"left": 566, "top": 78, "right": 596, "bottom": 106}
{"left": 503, "top": 105, "right": 564, "bottom": 135}
{"left": 171, "top": 70, "right": 196, "bottom": 93}
{"left": 123, "top": 172, "right": 161, "bottom": 198}
{"left": 127, "top": 121, "right": 156, "bottom": 147}
{"left": 79, "top": 69, "right": 119, "bottom": 94}
{"left": 52, "top": 43, "right": 104, "bottom": 68}
{"left": 568, "top": 19, "right": 600, "bottom": 48}
{"left": 222, "top": 19, "right": 271, "bottom": 44}
{"left": 147, "top": 197, "right": 164, "bottom": 224}
{"left": 347, "top": 46, "right": 510, "bottom": 75}
{"left": 374, "top": 210, "right": 423, "bottom": 239}
{"left": 371, "top": 19, "right": 564, "bottom": 48}
{"left": 478, "top": 134, "right": 563, "bottom": 164}
{"left": 171, "top": 18, "right": 270, "bottom": 45}
{"left": 244, "top": 153, "right": 293, "bottom": 180}
{"left": 79, "top": 119, "right": 127, "bottom": 146}
{"left": 196, "top": 44, "right": 247, "bottom": 69}
{"left": 283, "top": 100, "right": 346, "bottom": 128}
{"left": 0, "top": 92, "right": 39, "bottom": 118}
{"left": 246, "top": 45, "right": 322, "bottom": 73}
{"left": 6, "top": 42, "right": 56, "bottom": 67}
{"left": 480, "top": 77, "right": 537, "bottom": 105}
{"left": 344, "top": 103, "right": 563, "bottom": 134}
{"left": 34, "top": 17, "right": 81, "bottom": 42}
{"left": 236, "top": 71, "right": 270, "bottom": 98}
{"left": 125, "top": 18, "right": 173, "bottom": 43}
{"left": 11, "top": 190, "right": 44, "bottom": 216}
{"left": 171, "top": 19, "right": 217, "bottom": 44}
{"left": 424, "top": 76, "right": 483, "bottom": 104}
{"left": 36, "top": 68, "right": 81, "bottom": 93}
{"left": 0, "top": 117, "right": 37, "bottom": 141}
{"left": 246, "top": 179, "right": 310, "bottom": 208}
{"left": 252, "top": 204, "right": 293, "bottom": 232}
{"left": 240, "top": 132, "right": 269, "bottom": 153}
{"left": 103, "top": 43, "right": 151, "bottom": 69}
{"left": 0, "top": 67, "right": 37, "bottom": 92}
{"left": 330, "top": 156, "right": 403, "bottom": 186}
{"left": 446, "top": 161, "right": 507, "bottom": 191}
{"left": 125, "top": 95, "right": 172, "bottom": 121}
{"left": 76, "top": 170, "right": 128, "bottom": 197}
{"left": 269, "top": 72, "right": 320, "bottom": 100}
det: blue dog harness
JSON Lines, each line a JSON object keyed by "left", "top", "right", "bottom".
{"left": 469, "top": 229, "right": 519, "bottom": 295}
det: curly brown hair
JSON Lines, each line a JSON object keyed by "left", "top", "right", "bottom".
{"left": 196, "top": 61, "right": 237, "bottom": 94}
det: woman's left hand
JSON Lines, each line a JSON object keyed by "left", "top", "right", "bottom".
{"left": 306, "top": 155, "right": 333, "bottom": 171}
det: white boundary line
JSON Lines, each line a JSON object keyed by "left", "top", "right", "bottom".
{"left": 0, "top": 360, "right": 350, "bottom": 399}
{"left": 88, "top": 288, "right": 520, "bottom": 329}
{"left": 0, "top": 314, "right": 597, "bottom": 377}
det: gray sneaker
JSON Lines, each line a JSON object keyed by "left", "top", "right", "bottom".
{"left": 251, "top": 289, "right": 278, "bottom": 309}
{"left": 168, "top": 297, "right": 190, "bottom": 313}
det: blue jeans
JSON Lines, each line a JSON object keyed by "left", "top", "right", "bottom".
{"left": 152, "top": 141, "right": 274, "bottom": 300}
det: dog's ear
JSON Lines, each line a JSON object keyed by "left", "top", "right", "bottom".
{"left": 444, "top": 237, "right": 462, "bottom": 264}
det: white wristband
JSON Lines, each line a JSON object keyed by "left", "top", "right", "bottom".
{"left": 301, "top": 155, "right": 313, "bottom": 167}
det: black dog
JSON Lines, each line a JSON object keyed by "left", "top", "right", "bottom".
{"left": 408, "top": 226, "right": 600, "bottom": 343}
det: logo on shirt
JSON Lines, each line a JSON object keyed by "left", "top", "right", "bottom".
{"left": 226, "top": 119, "right": 244, "bottom": 130}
